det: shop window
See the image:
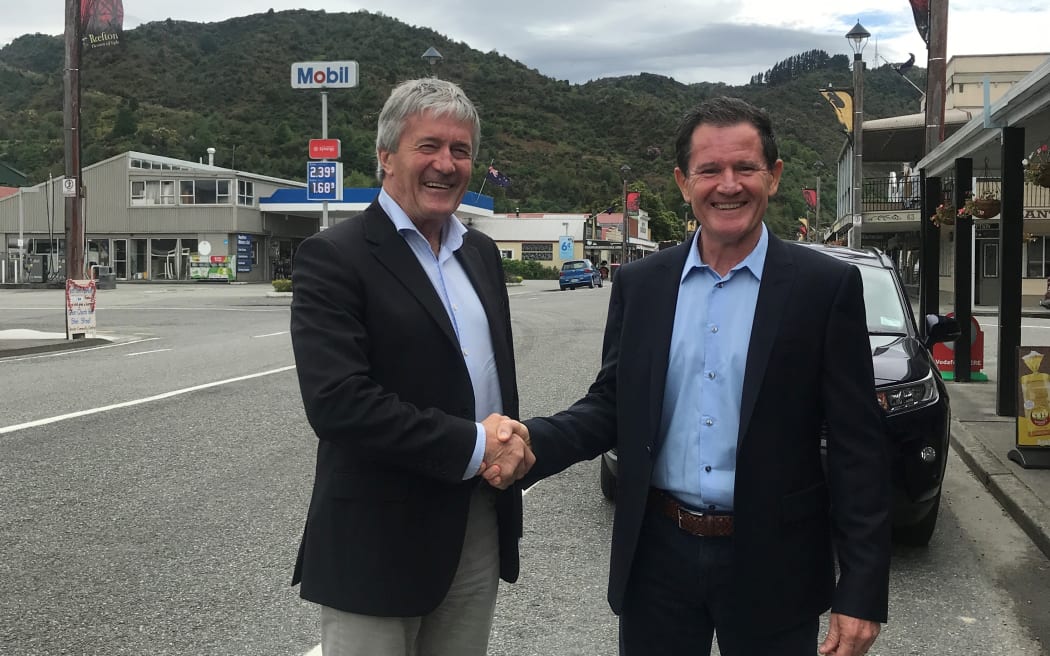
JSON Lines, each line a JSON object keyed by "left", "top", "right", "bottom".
{"left": 237, "top": 180, "right": 255, "bottom": 206}
{"left": 179, "top": 179, "right": 231, "bottom": 205}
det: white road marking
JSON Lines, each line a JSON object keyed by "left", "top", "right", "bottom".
{"left": 0, "top": 337, "right": 160, "bottom": 363}
{"left": 125, "top": 348, "right": 173, "bottom": 357}
{"left": 0, "top": 365, "right": 296, "bottom": 435}
{"left": 252, "top": 331, "right": 289, "bottom": 338}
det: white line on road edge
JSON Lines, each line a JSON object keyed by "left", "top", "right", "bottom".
{"left": 0, "top": 365, "right": 297, "bottom": 435}
{"left": 252, "top": 331, "right": 290, "bottom": 338}
{"left": 0, "top": 337, "right": 160, "bottom": 363}
{"left": 125, "top": 349, "right": 173, "bottom": 357}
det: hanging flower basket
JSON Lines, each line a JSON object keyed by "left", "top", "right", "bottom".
{"left": 1024, "top": 145, "right": 1050, "bottom": 188}
{"left": 964, "top": 189, "right": 1001, "bottom": 219}
{"left": 930, "top": 203, "right": 955, "bottom": 227}
{"left": 1033, "top": 164, "right": 1050, "bottom": 189}
{"left": 972, "top": 198, "right": 1001, "bottom": 218}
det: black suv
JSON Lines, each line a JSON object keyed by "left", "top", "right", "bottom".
{"left": 600, "top": 245, "right": 961, "bottom": 546}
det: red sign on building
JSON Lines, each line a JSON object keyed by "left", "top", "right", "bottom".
{"left": 309, "top": 139, "right": 341, "bottom": 160}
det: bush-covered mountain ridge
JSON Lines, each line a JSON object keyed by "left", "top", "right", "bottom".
{"left": 0, "top": 9, "right": 925, "bottom": 241}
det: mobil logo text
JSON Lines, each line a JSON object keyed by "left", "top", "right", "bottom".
{"left": 290, "top": 61, "right": 359, "bottom": 89}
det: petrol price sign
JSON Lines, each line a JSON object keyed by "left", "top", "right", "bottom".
{"left": 306, "top": 161, "right": 342, "bottom": 201}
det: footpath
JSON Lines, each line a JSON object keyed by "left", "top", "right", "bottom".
{"left": 2, "top": 287, "right": 1049, "bottom": 561}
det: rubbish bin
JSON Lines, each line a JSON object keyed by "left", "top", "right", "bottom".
{"left": 91, "top": 265, "right": 117, "bottom": 290}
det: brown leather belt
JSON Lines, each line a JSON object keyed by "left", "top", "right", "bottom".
{"left": 648, "top": 489, "right": 734, "bottom": 537}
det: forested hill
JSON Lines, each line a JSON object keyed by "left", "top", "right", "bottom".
{"left": 0, "top": 9, "right": 926, "bottom": 241}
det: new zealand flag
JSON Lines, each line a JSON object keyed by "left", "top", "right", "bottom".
{"left": 485, "top": 165, "right": 511, "bottom": 188}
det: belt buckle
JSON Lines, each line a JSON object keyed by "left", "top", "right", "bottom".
{"left": 675, "top": 505, "right": 705, "bottom": 532}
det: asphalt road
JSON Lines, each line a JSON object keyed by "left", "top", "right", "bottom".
{"left": 1, "top": 281, "right": 1048, "bottom": 655}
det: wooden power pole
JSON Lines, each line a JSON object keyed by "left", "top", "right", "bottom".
{"left": 63, "top": 0, "right": 85, "bottom": 280}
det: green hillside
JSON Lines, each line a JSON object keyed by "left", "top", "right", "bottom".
{"left": 0, "top": 9, "right": 924, "bottom": 241}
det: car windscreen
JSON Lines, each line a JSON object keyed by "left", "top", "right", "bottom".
{"left": 563, "top": 262, "right": 585, "bottom": 270}
{"left": 856, "top": 266, "right": 908, "bottom": 334}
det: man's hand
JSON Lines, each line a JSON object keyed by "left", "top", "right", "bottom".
{"left": 818, "top": 613, "right": 880, "bottom": 656}
{"left": 478, "top": 414, "right": 533, "bottom": 489}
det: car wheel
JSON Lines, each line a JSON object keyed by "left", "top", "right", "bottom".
{"left": 599, "top": 456, "right": 617, "bottom": 501}
{"left": 588, "top": 278, "right": 596, "bottom": 289}
{"left": 892, "top": 490, "right": 941, "bottom": 546}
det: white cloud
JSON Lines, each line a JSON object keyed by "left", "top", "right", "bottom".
{"left": 0, "top": 1, "right": 1047, "bottom": 85}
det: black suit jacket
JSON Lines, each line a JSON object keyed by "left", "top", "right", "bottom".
{"left": 289, "top": 201, "right": 521, "bottom": 617}
{"left": 526, "top": 233, "right": 891, "bottom": 634}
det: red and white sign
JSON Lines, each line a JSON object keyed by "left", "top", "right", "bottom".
{"left": 933, "top": 313, "right": 984, "bottom": 373}
{"left": 309, "top": 139, "right": 341, "bottom": 160}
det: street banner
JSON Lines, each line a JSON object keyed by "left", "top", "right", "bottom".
{"left": 626, "top": 191, "right": 640, "bottom": 215}
{"left": 1011, "top": 347, "right": 1050, "bottom": 468}
{"left": 81, "top": 0, "right": 124, "bottom": 49}
{"left": 819, "top": 89, "right": 853, "bottom": 134}
{"left": 909, "top": 0, "right": 930, "bottom": 47}
{"left": 803, "top": 187, "right": 818, "bottom": 210}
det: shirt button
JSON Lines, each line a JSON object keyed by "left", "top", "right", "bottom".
{"left": 706, "top": 371, "right": 716, "bottom": 380}
{"left": 711, "top": 325, "right": 718, "bottom": 333}
{"left": 716, "top": 282, "right": 724, "bottom": 288}
{"left": 462, "top": 349, "right": 469, "bottom": 357}
{"left": 704, "top": 418, "right": 714, "bottom": 426}
{"left": 704, "top": 465, "right": 712, "bottom": 472}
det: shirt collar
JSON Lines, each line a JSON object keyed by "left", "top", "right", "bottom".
{"left": 378, "top": 188, "right": 467, "bottom": 252}
{"left": 682, "top": 223, "right": 768, "bottom": 283}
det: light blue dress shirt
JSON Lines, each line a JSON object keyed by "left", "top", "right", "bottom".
{"left": 378, "top": 190, "right": 501, "bottom": 480}
{"left": 650, "top": 225, "right": 768, "bottom": 511}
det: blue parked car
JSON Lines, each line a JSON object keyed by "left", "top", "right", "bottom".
{"left": 559, "top": 259, "right": 602, "bottom": 290}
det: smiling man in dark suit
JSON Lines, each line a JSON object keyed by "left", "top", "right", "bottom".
{"left": 290, "top": 77, "right": 533, "bottom": 656}
{"left": 494, "top": 96, "right": 891, "bottom": 656}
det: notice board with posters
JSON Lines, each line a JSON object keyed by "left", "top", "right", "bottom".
{"left": 1012, "top": 347, "right": 1050, "bottom": 468}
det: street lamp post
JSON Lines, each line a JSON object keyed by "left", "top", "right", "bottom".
{"left": 846, "top": 21, "right": 870, "bottom": 250}
{"left": 421, "top": 46, "right": 443, "bottom": 75}
{"left": 620, "top": 164, "right": 631, "bottom": 265}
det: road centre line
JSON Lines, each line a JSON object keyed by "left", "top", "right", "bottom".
{"left": 252, "top": 331, "right": 289, "bottom": 338}
{"left": 0, "top": 365, "right": 296, "bottom": 435}
{"left": 125, "top": 348, "right": 173, "bottom": 357}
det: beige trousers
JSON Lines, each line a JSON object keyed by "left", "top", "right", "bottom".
{"left": 320, "top": 485, "right": 500, "bottom": 656}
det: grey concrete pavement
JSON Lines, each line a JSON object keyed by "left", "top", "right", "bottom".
{"left": 3, "top": 284, "right": 1050, "bottom": 565}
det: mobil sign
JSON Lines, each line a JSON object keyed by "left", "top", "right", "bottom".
{"left": 291, "top": 61, "right": 359, "bottom": 89}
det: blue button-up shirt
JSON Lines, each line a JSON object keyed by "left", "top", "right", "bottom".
{"left": 378, "top": 190, "right": 501, "bottom": 479}
{"left": 650, "top": 225, "right": 767, "bottom": 511}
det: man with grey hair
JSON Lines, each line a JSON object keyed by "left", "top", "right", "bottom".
{"left": 290, "top": 77, "right": 534, "bottom": 655}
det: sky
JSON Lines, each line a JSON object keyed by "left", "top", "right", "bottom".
{"left": 1, "top": 1, "right": 1049, "bottom": 85}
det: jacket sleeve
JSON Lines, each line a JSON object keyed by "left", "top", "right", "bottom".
{"left": 823, "top": 264, "right": 892, "bottom": 622}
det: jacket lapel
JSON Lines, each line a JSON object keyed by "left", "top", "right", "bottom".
{"left": 363, "top": 203, "right": 460, "bottom": 349}
{"left": 645, "top": 244, "right": 691, "bottom": 452}
{"left": 738, "top": 234, "right": 794, "bottom": 446}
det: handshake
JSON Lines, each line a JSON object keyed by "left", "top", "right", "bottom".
{"left": 479, "top": 413, "right": 533, "bottom": 490}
